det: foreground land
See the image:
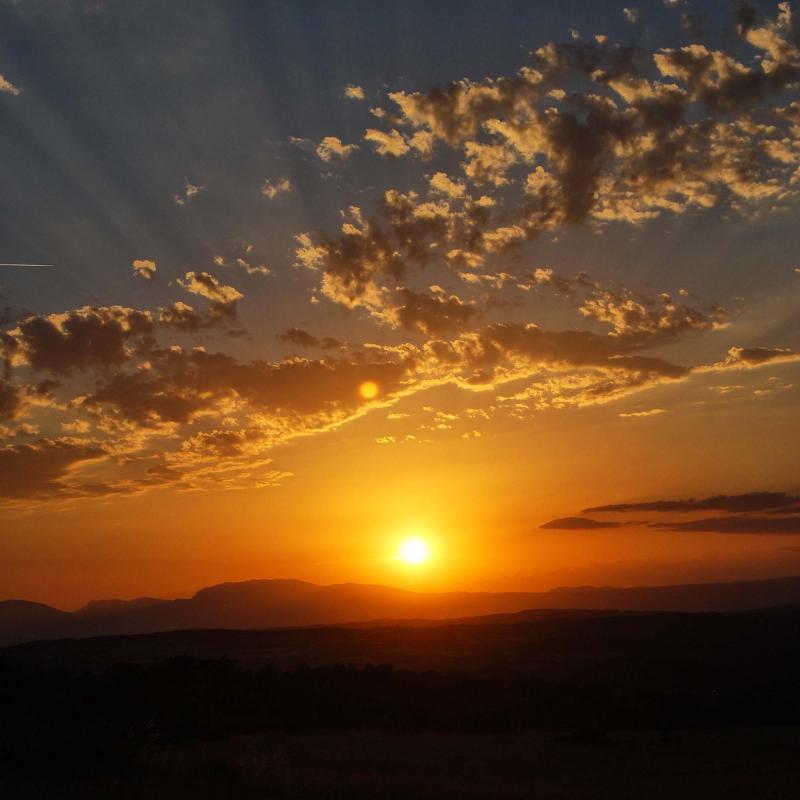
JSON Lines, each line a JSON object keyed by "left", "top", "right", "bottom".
{"left": 4, "top": 728, "right": 800, "bottom": 799}
{"left": 3, "top": 606, "right": 800, "bottom": 797}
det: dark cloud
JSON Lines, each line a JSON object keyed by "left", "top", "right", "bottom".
{"left": 652, "top": 516, "right": 800, "bottom": 534}
{"left": 735, "top": 0, "right": 758, "bottom": 38}
{"left": 279, "top": 328, "right": 321, "bottom": 348}
{"left": 585, "top": 491, "right": 800, "bottom": 514}
{"left": 278, "top": 328, "right": 345, "bottom": 350}
{"left": 0, "top": 379, "right": 20, "bottom": 421}
{"left": 83, "top": 344, "right": 413, "bottom": 426}
{"left": 0, "top": 438, "right": 106, "bottom": 499}
{"left": 426, "top": 321, "right": 690, "bottom": 386}
{"left": 396, "top": 288, "right": 476, "bottom": 335}
{"left": 540, "top": 516, "right": 623, "bottom": 529}
{"left": 158, "top": 302, "right": 208, "bottom": 332}
{"left": 719, "top": 346, "right": 800, "bottom": 368}
{"left": 7, "top": 306, "right": 153, "bottom": 374}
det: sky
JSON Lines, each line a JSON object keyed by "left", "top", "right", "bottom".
{"left": 1, "top": 0, "right": 800, "bottom": 609}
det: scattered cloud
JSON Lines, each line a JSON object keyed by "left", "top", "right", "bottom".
{"left": 173, "top": 177, "right": 203, "bottom": 206}
{"left": 0, "top": 74, "right": 22, "bottom": 95}
{"left": 623, "top": 7, "right": 641, "bottom": 25}
{"left": 233, "top": 258, "right": 270, "bottom": 277}
{"left": 344, "top": 84, "right": 365, "bottom": 100}
{"left": 177, "top": 271, "right": 243, "bottom": 321}
{"left": 316, "top": 136, "right": 359, "bottom": 162}
{"left": 364, "top": 128, "right": 410, "bottom": 157}
{"left": 3, "top": 4, "right": 799, "bottom": 504}
{"left": 261, "top": 177, "right": 292, "bottom": 199}
{"left": 132, "top": 259, "right": 156, "bottom": 280}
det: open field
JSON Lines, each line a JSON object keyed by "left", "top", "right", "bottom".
{"left": 4, "top": 727, "right": 800, "bottom": 799}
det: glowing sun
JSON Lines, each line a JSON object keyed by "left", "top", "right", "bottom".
{"left": 358, "top": 380, "right": 379, "bottom": 400}
{"left": 398, "top": 537, "right": 431, "bottom": 565}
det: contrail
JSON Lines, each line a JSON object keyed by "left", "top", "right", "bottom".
{"left": 0, "top": 263, "right": 54, "bottom": 267}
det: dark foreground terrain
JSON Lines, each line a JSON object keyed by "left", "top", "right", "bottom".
{"left": 3, "top": 606, "right": 800, "bottom": 798}
{"left": 5, "top": 728, "right": 800, "bottom": 800}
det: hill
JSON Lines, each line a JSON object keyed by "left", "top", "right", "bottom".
{"left": 4, "top": 574, "right": 800, "bottom": 645}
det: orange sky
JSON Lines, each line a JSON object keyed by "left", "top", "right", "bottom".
{"left": 1, "top": 1, "right": 800, "bottom": 608}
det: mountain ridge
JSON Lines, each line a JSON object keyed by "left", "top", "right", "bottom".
{"left": 4, "top": 574, "right": 800, "bottom": 646}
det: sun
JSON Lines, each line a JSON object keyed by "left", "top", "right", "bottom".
{"left": 398, "top": 537, "right": 430, "bottom": 565}
{"left": 358, "top": 380, "right": 379, "bottom": 400}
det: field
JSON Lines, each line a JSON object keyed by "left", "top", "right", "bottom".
{"left": 4, "top": 607, "right": 800, "bottom": 797}
{"left": 5, "top": 727, "right": 800, "bottom": 799}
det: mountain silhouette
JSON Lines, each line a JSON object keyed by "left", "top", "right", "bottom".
{"left": 4, "top": 574, "right": 800, "bottom": 646}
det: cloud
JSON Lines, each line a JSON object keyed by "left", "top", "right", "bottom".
{"left": 132, "top": 259, "right": 156, "bottom": 280}
{"left": 261, "top": 177, "right": 292, "bottom": 199}
{"left": 525, "top": 268, "right": 727, "bottom": 343}
{"left": 712, "top": 346, "right": 800, "bottom": 370}
{"left": 618, "top": 408, "right": 666, "bottom": 418}
{"left": 585, "top": 491, "right": 800, "bottom": 514}
{"left": 356, "top": 4, "right": 800, "bottom": 241}
{"left": 579, "top": 288, "right": 726, "bottom": 341}
{"left": 5, "top": 306, "right": 154, "bottom": 374}
{"left": 652, "top": 516, "right": 800, "bottom": 534}
{"left": 316, "top": 136, "right": 359, "bottom": 162}
{"left": 623, "top": 7, "right": 641, "bottom": 25}
{"left": 0, "top": 438, "right": 106, "bottom": 499}
{"left": 540, "top": 516, "right": 623, "bottom": 529}
{"left": 81, "top": 342, "right": 412, "bottom": 428}
{"left": 344, "top": 84, "right": 365, "bottom": 100}
{"left": 294, "top": 195, "right": 456, "bottom": 312}
{"left": 429, "top": 172, "right": 466, "bottom": 198}
{"left": 735, "top": 0, "right": 758, "bottom": 37}
{"left": 5, "top": 4, "right": 800, "bottom": 504}
{"left": 278, "top": 328, "right": 344, "bottom": 350}
{"left": 177, "top": 271, "right": 243, "bottom": 321}
{"left": 158, "top": 301, "right": 206, "bottom": 332}
{"left": 0, "top": 74, "right": 22, "bottom": 95}
{"left": 0, "top": 289, "right": 737, "bottom": 502}
{"left": 364, "top": 128, "right": 410, "bottom": 157}
{"left": 0, "top": 379, "right": 21, "bottom": 421}
{"left": 233, "top": 258, "right": 270, "bottom": 277}
{"left": 394, "top": 288, "right": 476, "bottom": 335}
{"left": 421, "top": 321, "right": 690, "bottom": 389}
{"left": 173, "top": 177, "right": 203, "bottom": 206}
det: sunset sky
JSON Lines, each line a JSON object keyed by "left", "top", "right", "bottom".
{"left": 1, "top": 0, "right": 799, "bottom": 609}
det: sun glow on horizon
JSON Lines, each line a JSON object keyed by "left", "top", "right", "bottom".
{"left": 398, "top": 536, "right": 431, "bottom": 565}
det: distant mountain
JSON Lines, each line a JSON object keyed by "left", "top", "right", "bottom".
{"left": 3, "top": 574, "right": 800, "bottom": 646}
{"left": 0, "top": 600, "right": 69, "bottom": 644}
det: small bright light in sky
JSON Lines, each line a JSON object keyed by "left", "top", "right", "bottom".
{"left": 358, "top": 380, "right": 379, "bottom": 400}
{"left": 398, "top": 537, "right": 430, "bottom": 565}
